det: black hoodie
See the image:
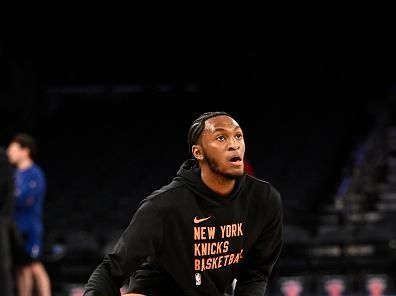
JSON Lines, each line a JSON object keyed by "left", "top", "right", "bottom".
{"left": 84, "top": 159, "right": 283, "bottom": 296}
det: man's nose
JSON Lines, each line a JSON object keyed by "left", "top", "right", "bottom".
{"left": 228, "top": 138, "right": 240, "bottom": 150}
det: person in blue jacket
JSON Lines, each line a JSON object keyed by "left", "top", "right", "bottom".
{"left": 8, "top": 133, "right": 51, "bottom": 296}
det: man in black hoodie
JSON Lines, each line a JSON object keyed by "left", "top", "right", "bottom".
{"left": 84, "top": 112, "right": 283, "bottom": 296}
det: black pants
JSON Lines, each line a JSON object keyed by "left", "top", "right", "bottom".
{"left": 0, "top": 216, "right": 14, "bottom": 296}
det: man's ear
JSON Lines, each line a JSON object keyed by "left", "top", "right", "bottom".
{"left": 192, "top": 145, "right": 204, "bottom": 160}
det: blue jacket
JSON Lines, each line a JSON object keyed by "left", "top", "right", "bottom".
{"left": 14, "top": 164, "right": 46, "bottom": 233}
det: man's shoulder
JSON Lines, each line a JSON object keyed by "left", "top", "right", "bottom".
{"left": 145, "top": 179, "right": 189, "bottom": 203}
{"left": 137, "top": 180, "right": 192, "bottom": 216}
{"left": 244, "top": 175, "right": 281, "bottom": 202}
{"left": 245, "top": 174, "right": 269, "bottom": 184}
{"left": 26, "top": 165, "right": 46, "bottom": 185}
{"left": 28, "top": 164, "right": 45, "bottom": 177}
{"left": 245, "top": 174, "right": 271, "bottom": 191}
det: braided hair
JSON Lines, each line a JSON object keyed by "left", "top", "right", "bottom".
{"left": 187, "top": 112, "right": 230, "bottom": 154}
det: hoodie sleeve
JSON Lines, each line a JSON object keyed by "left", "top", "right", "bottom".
{"left": 234, "top": 185, "right": 283, "bottom": 296}
{"left": 84, "top": 200, "right": 163, "bottom": 296}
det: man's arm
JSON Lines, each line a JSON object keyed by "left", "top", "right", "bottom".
{"left": 234, "top": 185, "right": 283, "bottom": 296}
{"left": 84, "top": 200, "right": 163, "bottom": 296}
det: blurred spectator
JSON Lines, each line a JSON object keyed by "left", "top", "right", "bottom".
{"left": 244, "top": 159, "right": 255, "bottom": 176}
{"left": 325, "top": 278, "right": 345, "bottom": 296}
{"left": 281, "top": 279, "right": 303, "bottom": 296}
{"left": 8, "top": 133, "right": 51, "bottom": 296}
{"left": 0, "top": 146, "right": 14, "bottom": 296}
{"left": 367, "top": 277, "right": 386, "bottom": 296}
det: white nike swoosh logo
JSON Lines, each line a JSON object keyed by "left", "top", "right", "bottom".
{"left": 194, "top": 216, "right": 212, "bottom": 224}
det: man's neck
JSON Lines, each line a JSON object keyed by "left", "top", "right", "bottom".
{"left": 201, "top": 168, "right": 235, "bottom": 197}
{"left": 17, "top": 158, "right": 33, "bottom": 170}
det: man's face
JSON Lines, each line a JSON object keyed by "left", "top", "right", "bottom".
{"left": 198, "top": 115, "right": 245, "bottom": 179}
{"left": 7, "top": 142, "right": 28, "bottom": 165}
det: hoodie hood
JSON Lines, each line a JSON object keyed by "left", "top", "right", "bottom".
{"left": 174, "top": 159, "right": 246, "bottom": 207}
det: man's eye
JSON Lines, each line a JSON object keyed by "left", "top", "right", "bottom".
{"left": 235, "top": 134, "right": 243, "bottom": 140}
{"left": 216, "top": 136, "right": 225, "bottom": 141}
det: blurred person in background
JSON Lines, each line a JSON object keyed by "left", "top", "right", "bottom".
{"left": 243, "top": 159, "right": 255, "bottom": 176}
{"left": 7, "top": 133, "right": 51, "bottom": 296}
{"left": 0, "top": 146, "right": 15, "bottom": 296}
{"left": 84, "top": 112, "right": 283, "bottom": 296}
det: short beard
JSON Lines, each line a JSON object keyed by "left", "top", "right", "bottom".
{"left": 205, "top": 153, "right": 241, "bottom": 180}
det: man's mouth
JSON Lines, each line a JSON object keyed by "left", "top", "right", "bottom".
{"left": 229, "top": 156, "right": 242, "bottom": 164}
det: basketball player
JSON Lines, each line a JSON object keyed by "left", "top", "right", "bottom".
{"left": 85, "top": 112, "right": 283, "bottom": 296}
